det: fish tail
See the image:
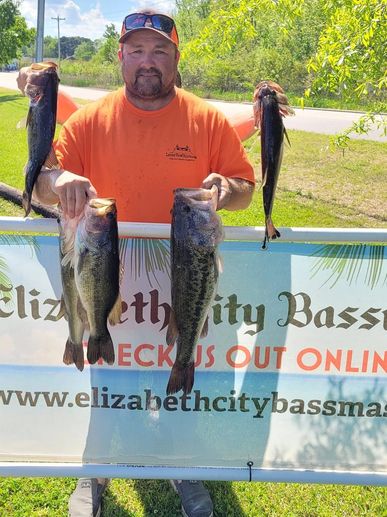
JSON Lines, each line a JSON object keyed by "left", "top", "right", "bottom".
{"left": 22, "top": 190, "right": 31, "bottom": 217}
{"left": 166, "top": 361, "right": 195, "bottom": 395}
{"left": 262, "top": 218, "right": 281, "bottom": 249}
{"left": 87, "top": 334, "right": 115, "bottom": 365}
{"left": 63, "top": 339, "right": 84, "bottom": 371}
{"left": 266, "top": 217, "right": 281, "bottom": 240}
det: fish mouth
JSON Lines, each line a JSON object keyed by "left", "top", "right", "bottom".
{"left": 30, "top": 62, "right": 58, "bottom": 72}
{"left": 173, "top": 186, "right": 219, "bottom": 213}
{"left": 88, "top": 197, "right": 117, "bottom": 217}
{"left": 174, "top": 185, "right": 218, "bottom": 201}
{"left": 25, "top": 84, "right": 44, "bottom": 102}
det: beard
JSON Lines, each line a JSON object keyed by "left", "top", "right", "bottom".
{"left": 130, "top": 67, "right": 175, "bottom": 99}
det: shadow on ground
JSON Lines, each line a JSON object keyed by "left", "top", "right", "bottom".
{"left": 102, "top": 479, "right": 246, "bottom": 516}
{"left": 0, "top": 94, "right": 22, "bottom": 103}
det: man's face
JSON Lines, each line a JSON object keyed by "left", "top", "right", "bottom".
{"left": 120, "top": 30, "right": 179, "bottom": 100}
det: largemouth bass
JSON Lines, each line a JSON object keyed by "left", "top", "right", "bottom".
{"left": 59, "top": 217, "right": 87, "bottom": 371}
{"left": 166, "top": 186, "right": 223, "bottom": 395}
{"left": 60, "top": 198, "right": 121, "bottom": 368}
{"left": 253, "top": 81, "right": 294, "bottom": 249}
{"left": 23, "top": 62, "right": 59, "bottom": 216}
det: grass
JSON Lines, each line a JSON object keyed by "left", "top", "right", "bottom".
{"left": 0, "top": 88, "right": 62, "bottom": 192}
{"left": 236, "top": 130, "right": 387, "bottom": 228}
{"left": 0, "top": 88, "right": 386, "bottom": 515}
{"left": 1, "top": 87, "right": 386, "bottom": 228}
{"left": 0, "top": 90, "right": 30, "bottom": 191}
{"left": 0, "top": 478, "right": 385, "bottom": 516}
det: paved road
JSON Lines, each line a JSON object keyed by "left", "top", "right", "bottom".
{"left": 1, "top": 71, "right": 385, "bottom": 142}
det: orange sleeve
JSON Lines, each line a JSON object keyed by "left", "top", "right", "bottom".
{"left": 54, "top": 111, "right": 85, "bottom": 176}
{"left": 228, "top": 111, "right": 257, "bottom": 142}
{"left": 56, "top": 90, "right": 79, "bottom": 125}
{"left": 209, "top": 112, "right": 256, "bottom": 185}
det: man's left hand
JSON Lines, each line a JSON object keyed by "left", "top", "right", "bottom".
{"left": 201, "top": 173, "right": 254, "bottom": 211}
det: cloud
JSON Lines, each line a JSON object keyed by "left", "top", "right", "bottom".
{"left": 19, "top": 1, "right": 177, "bottom": 40}
{"left": 20, "top": 1, "right": 114, "bottom": 40}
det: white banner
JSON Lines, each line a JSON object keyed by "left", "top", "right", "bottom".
{"left": 0, "top": 231, "right": 386, "bottom": 479}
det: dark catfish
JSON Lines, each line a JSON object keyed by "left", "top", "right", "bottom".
{"left": 166, "top": 186, "right": 223, "bottom": 395}
{"left": 23, "top": 62, "right": 59, "bottom": 216}
{"left": 253, "top": 81, "right": 294, "bottom": 249}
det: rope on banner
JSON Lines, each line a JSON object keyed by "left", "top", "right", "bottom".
{"left": 247, "top": 461, "right": 254, "bottom": 482}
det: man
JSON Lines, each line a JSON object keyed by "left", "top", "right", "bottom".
{"left": 32, "top": 10, "right": 255, "bottom": 517}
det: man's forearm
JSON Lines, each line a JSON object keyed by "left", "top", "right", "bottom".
{"left": 201, "top": 173, "right": 255, "bottom": 211}
{"left": 33, "top": 169, "right": 61, "bottom": 206}
{"left": 224, "top": 177, "right": 255, "bottom": 211}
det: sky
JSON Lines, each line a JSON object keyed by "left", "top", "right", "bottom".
{"left": 19, "top": 1, "right": 177, "bottom": 41}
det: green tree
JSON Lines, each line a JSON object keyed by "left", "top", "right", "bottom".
{"left": 59, "top": 36, "right": 92, "bottom": 59}
{"left": 174, "top": 0, "right": 213, "bottom": 43}
{"left": 44, "top": 35, "right": 58, "bottom": 58}
{"left": 74, "top": 40, "right": 96, "bottom": 61}
{"left": 0, "top": 0, "right": 35, "bottom": 66}
{"left": 95, "top": 24, "right": 120, "bottom": 64}
{"left": 176, "top": 0, "right": 327, "bottom": 95}
{"left": 309, "top": 0, "right": 386, "bottom": 99}
{"left": 308, "top": 0, "right": 387, "bottom": 143}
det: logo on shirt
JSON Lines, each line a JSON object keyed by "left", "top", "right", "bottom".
{"left": 166, "top": 144, "right": 197, "bottom": 161}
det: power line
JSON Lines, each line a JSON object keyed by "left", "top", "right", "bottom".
{"left": 51, "top": 15, "right": 66, "bottom": 65}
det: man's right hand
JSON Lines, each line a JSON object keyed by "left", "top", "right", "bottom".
{"left": 16, "top": 66, "right": 30, "bottom": 95}
{"left": 34, "top": 168, "right": 97, "bottom": 219}
{"left": 52, "top": 170, "right": 97, "bottom": 218}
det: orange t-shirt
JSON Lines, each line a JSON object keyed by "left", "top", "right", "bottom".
{"left": 55, "top": 87, "right": 255, "bottom": 223}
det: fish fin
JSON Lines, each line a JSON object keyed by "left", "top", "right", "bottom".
{"left": 216, "top": 253, "right": 223, "bottom": 274}
{"left": 26, "top": 107, "right": 33, "bottom": 128}
{"left": 59, "top": 295, "right": 68, "bottom": 321}
{"left": 119, "top": 260, "right": 125, "bottom": 286}
{"left": 108, "top": 293, "right": 122, "bottom": 326}
{"left": 87, "top": 334, "right": 115, "bottom": 365}
{"left": 284, "top": 128, "right": 291, "bottom": 147}
{"left": 16, "top": 116, "right": 28, "bottom": 129}
{"left": 77, "top": 298, "right": 89, "bottom": 330}
{"left": 166, "top": 309, "right": 178, "bottom": 346}
{"left": 200, "top": 317, "right": 209, "bottom": 339}
{"left": 44, "top": 146, "right": 59, "bottom": 169}
{"left": 60, "top": 216, "right": 79, "bottom": 267}
{"left": 261, "top": 168, "right": 268, "bottom": 188}
{"left": 166, "top": 361, "right": 195, "bottom": 395}
{"left": 279, "top": 104, "right": 295, "bottom": 118}
{"left": 22, "top": 190, "right": 31, "bottom": 217}
{"left": 63, "top": 339, "right": 84, "bottom": 371}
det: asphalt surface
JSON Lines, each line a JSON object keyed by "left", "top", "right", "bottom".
{"left": 1, "top": 71, "right": 385, "bottom": 142}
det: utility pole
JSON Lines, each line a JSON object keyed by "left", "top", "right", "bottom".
{"left": 36, "top": 0, "right": 45, "bottom": 62}
{"left": 51, "top": 15, "right": 66, "bottom": 66}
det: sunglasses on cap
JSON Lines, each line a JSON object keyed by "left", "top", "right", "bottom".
{"left": 120, "top": 13, "right": 179, "bottom": 46}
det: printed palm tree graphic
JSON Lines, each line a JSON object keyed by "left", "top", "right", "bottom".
{"left": 0, "top": 235, "right": 40, "bottom": 302}
{"left": 119, "top": 238, "right": 170, "bottom": 288}
{"left": 311, "top": 244, "right": 386, "bottom": 289}
{"left": 0, "top": 255, "right": 10, "bottom": 297}
{"left": 1, "top": 236, "right": 169, "bottom": 299}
